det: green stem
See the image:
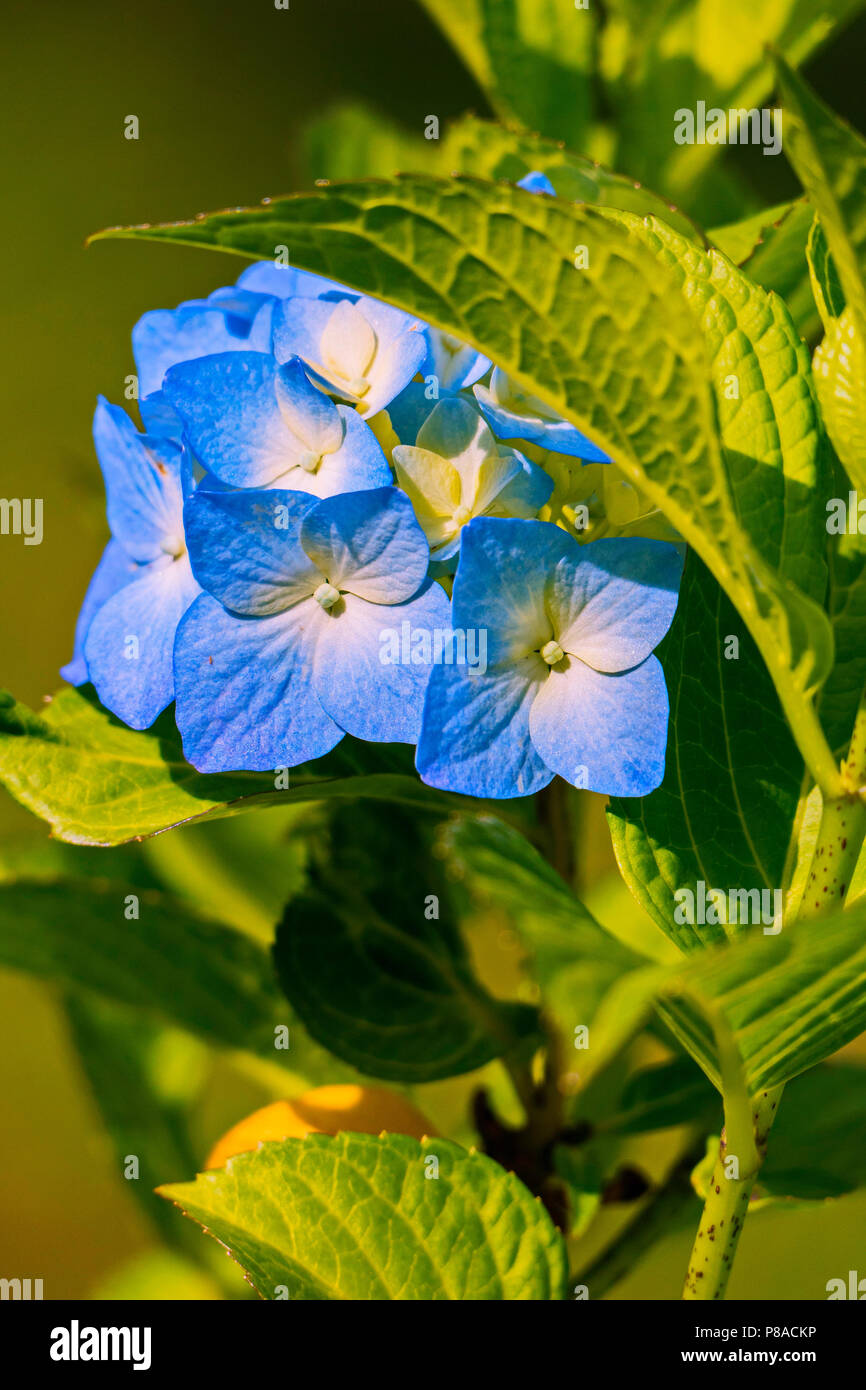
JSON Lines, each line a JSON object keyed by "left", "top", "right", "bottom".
{"left": 682, "top": 714, "right": 866, "bottom": 1299}
{"left": 536, "top": 777, "right": 576, "bottom": 886}
{"left": 682, "top": 1089, "right": 779, "bottom": 1300}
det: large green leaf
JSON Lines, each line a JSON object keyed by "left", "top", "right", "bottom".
{"left": 0, "top": 686, "right": 461, "bottom": 846}
{"left": 710, "top": 199, "right": 817, "bottom": 338}
{"left": 273, "top": 806, "right": 540, "bottom": 1082}
{"left": 0, "top": 878, "right": 348, "bottom": 1085}
{"left": 159, "top": 1132, "right": 568, "bottom": 1299}
{"left": 608, "top": 553, "right": 803, "bottom": 952}
{"left": 93, "top": 173, "right": 839, "bottom": 794}
{"left": 439, "top": 116, "right": 703, "bottom": 240}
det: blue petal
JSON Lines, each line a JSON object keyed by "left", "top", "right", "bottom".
{"left": 84, "top": 557, "right": 198, "bottom": 729}
{"left": 474, "top": 382, "right": 611, "bottom": 462}
{"left": 528, "top": 654, "right": 669, "bottom": 795}
{"left": 494, "top": 453, "right": 555, "bottom": 514}
{"left": 421, "top": 328, "right": 491, "bottom": 391}
{"left": 386, "top": 380, "right": 443, "bottom": 444}
{"left": 272, "top": 296, "right": 341, "bottom": 372}
{"left": 300, "top": 488, "right": 429, "bottom": 603}
{"left": 517, "top": 170, "right": 557, "bottom": 195}
{"left": 93, "top": 399, "right": 184, "bottom": 562}
{"left": 174, "top": 594, "right": 342, "bottom": 773}
{"left": 313, "top": 580, "right": 451, "bottom": 743}
{"left": 308, "top": 405, "right": 392, "bottom": 498}
{"left": 184, "top": 488, "right": 320, "bottom": 614}
{"left": 61, "top": 541, "right": 140, "bottom": 685}
{"left": 139, "top": 391, "right": 182, "bottom": 437}
{"left": 547, "top": 538, "right": 683, "bottom": 672}
{"left": 236, "top": 262, "right": 350, "bottom": 300}
{"left": 451, "top": 517, "right": 573, "bottom": 666}
{"left": 416, "top": 657, "right": 552, "bottom": 798}
{"left": 163, "top": 352, "right": 304, "bottom": 488}
{"left": 273, "top": 295, "right": 426, "bottom": 416}
{"left": 133, "top": 299, "right": 273, "bottom": 397}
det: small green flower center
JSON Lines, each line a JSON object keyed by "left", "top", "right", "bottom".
{"left": 540, "top": 639, "right": 564, "bottom": 667}
{"left": 313, "top": 581, "right": 341, "bottom": 611}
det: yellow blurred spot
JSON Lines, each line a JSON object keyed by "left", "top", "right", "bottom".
{"left": 205, "top": 1085, "right": 434, "bottom": 1169}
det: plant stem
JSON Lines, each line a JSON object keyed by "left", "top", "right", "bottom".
{"left": 682, "top": 720, "right": 866, "bottom": 1299}
{"left": 536, "top": 777, "right": 576, "bottom": 886}
{"left": 682, "top": 1089, "right": 779, "bottom": 1300}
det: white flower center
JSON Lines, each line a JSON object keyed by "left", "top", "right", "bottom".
{"left": 452, "top": 505, "right": 472, "bottom": 528}
{"left": 297, "top": 449, "right": 322, "bottom": 473}
{"left": 313, "top": 581, "right": 341, "bottom": 611}
{"left": 160, "top": 533, "right": 185, "bottom": 558}
{"left": 540, "top": 639, "right": 564, "bottom": 667}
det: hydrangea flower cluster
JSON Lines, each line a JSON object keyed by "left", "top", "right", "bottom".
{"left": 64, "top": 176, "right": 684, "bottom": 798}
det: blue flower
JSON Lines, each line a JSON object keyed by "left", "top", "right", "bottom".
{"left": 273, "top": 293, "right": 427, "bottom": 416}
{"left": 133, "top": 285, "right": 275, "bottom": 399}
{"left": 474, "top": 367, "right": 612, "bottom": 462}
{"left": 174, "top": 487, "right": 451, "bottom": 773}
{"left": 68, "top": 399, "right": 200, "bottom": 729}
{"left": 517, "top": 170, "right": 557, "bottom": 195}
{"left": 421, "top": 328, "right": 490, "bottom": 392}
{"left": 416, "top": 518, "right": 682, "bottom": 798}
{"left": 163, "top": 352, "right": 391, "bottom": 496}
{"left": 391, "top": 397, "right": 552, "bottom": 564}
{"left": 234, "top": 262, "right": 351, "bottom": 300}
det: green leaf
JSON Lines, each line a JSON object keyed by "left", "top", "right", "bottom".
{"left": 607, "top": 0, "right": 866, "bottom": 206}
{"left": 756, "top": 1063, "right": 866, "bottom": 1202}
{"left": 421, "top": 0, "right": 594, "bottom": 150}
{"left": 775, "top": 50, "right": 866, "bottom": 327}
{"left": 439, "top": 814, "right": 644, "bottom": 1037}
{"left": 709, "top": 200, "right": 801, "bottom": 265}
{"left": 597, "top": 1056, "right": 721, "bottom": 1136}
{"left": 159, "top": 1132, "right": 569, "bottom": 1299}
{"left": 612, "top": 209, "right": 829, "bottom": 605}
{"left": 661, "top": 904, "right": 866, "bottom": 1096}
{"left": 92, "top": 173, "right": 839, "bottom": 794}
{"left": 0, "top": 685, "right": 463, "bottom": 846}
{"left": 820, "top": 520, "right": 866, "bottom": 756}
{"left": 807, "top": 214, "right": 846, "bottom": 328}
{"left": 302, "top": 103, "right": 436, "bottom": 183}
{"left": 814, "top": 308, "right": 866, "bottom": 492}
{"left": 578, "top": 901, "right": 866, "bottom": 1121}
{"left": 711, "top": 199, "right": 817, "bottom": 338}
{"left": 0, "top": 877, "right": 348, "bottom": 1085}
{"left": 441, "top": 115, "right": 703, "bottom": 240}
{"left": 273, "top": 805, "right": 541, "bottom": 1082}
{"left": 608, "top": 552, "right": 803, "bottom": 952}
{"left": 63, "top": 994, "right": 209, "bottom": 1249}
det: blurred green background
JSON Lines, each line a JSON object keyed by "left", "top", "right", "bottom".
{"left": 2, "top": 0, "right": 866, "bottom": 1299}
